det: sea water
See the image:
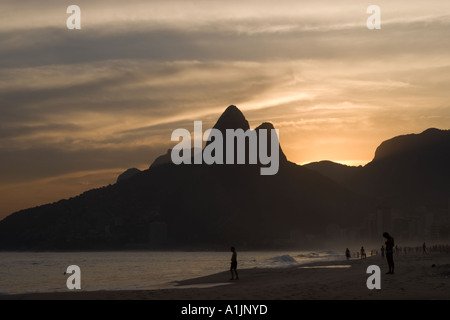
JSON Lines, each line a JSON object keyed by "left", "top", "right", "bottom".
{"left": 0, "top": 250, "right": 342, "bottom": 295}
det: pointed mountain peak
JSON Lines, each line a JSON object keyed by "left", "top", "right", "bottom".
{"left": 255, "top": 121, "right": 287, "bottom": 164}
{"left": 224, "top": 104, "right": 241, "bottom": 113}
{"left": 256, "top": 122, "right": 275, "bottom": 131}
{"left": 213, "top": 105, "right": 250, "bottom": 131}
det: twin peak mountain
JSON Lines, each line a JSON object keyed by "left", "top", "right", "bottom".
{"left": 0, "top": 105, "right": 449, "bottom": 250}
{"left": 137, "top": 105, "right": 287, "bottom": 175}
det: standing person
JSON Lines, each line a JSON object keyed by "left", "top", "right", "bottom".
{"left": 423, "top": 242, "right": 427, "bottom": 255}
{"left": 230, "top": 246, "right": 239, "bottom": 280}
{"left": 383, "top": 232, "right": 395, "bottom": 274}
{"left": 381, "top": 245, "right": 385, "bottom": 258}
{"left": 360, "top": 246, "right": 367, "bottom": 259}
{"left": 345, "top": 248, "right": 351, "bottom": 260}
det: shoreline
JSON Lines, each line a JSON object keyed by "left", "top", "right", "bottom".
{"left": 1, "top": 253, "right": 449, "bottom": 300}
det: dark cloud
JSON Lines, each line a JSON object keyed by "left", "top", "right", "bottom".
{"left": 1, "top": 17, "right": 449, "bottom": 69}
{"left": 0, "top": 123, "right": 80, "bottom": 139}
{"left": 0, "top": 73, "right": 130, "bottom": 121}
{"left": 0, "top": 145, "right": 166, "bottom": 184}
{"left": 0, "top": 58, "right": 281, "bottom": 146}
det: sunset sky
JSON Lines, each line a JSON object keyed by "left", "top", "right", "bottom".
{"left": 1, "top": 0, "right": 449, "bottom": 219}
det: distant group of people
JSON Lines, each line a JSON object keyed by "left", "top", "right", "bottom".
{"left": 345, "top": 232, "right": 395, "bottom": 274}
{"left": 230, "top": 235, "right": 450, "bottom": 281}
{"left": 380, "top": 242, "right": 431, "bottom": 256}
{"left": 427, "top": 243, "right": 450, "bottom": 253}
{"left": 343, "top": 232, "right": 450, "bottom": 275}
{"left": 345, "top": 246, "right": 368, "bottom": 260}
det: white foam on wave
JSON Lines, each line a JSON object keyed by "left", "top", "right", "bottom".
{"left": 264, "top": 254, "right": 298, "bottom": 266}
{"left": 297, "top": 252, "right": 320, "bottom": 258}
{"left": 297, "top": 251, "right": 340, "bottom": 259}
{"left": 299, "top": 265, "right": 351, "bottom": 269}
{"left": 259, "top": 251, "right": 343, "bottom": 269}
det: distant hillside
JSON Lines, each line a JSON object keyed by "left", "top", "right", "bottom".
{"left": 0, "top": 106, "right": 366, "bottom": 250}
{"left": 305, "top": 128, "right": 450, "bottom": 208}
{"left": 349, "top": 128, "right": 450, "bottom": 205}
{"left": 304, "top": 161, "right": 361, "bottom": 185}
{"left": 116, "top": 168, "right": 141, "bottom": 183}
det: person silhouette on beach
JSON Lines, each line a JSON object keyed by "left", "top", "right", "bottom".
{"left": 230, "top": 246, "right": 239, "bottom": 280}
{"left": 383, "top": 232, "right": 395, "bottom": 274}
{"left": 345, "top": 248, "right": 351, "bottom": 260}
{"left": 423, "top": 242, "right": 427, "bottom": 255}
{"left": 360, "top": 246, "right": 366, "bottom": 259}
{"left": 381, "top": 245, "right": 385, "bottom": 258}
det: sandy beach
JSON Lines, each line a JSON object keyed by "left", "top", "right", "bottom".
{"left": 1, "top": 252, "right": 449, "bottom": 300}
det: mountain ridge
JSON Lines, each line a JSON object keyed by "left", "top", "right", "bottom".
{"left": 0, "top": 107, "right": 448, "bottom": 250}
{"left": 0, "top": 106, "right": 366, "bottom": 250}
{"left": 305, "top": 128, "right": 450, "bottom": 207}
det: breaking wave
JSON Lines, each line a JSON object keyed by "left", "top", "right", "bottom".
{"left": 263, "top": 254, "right": 298, "bottom": 267}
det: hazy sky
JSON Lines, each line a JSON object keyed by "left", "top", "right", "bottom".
{"left": 1, "top": 0, "right": 449, "bottom": 219}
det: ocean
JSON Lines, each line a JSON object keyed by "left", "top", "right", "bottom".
{"left": 0, "top": 250, "right": 342, "bottom": 295}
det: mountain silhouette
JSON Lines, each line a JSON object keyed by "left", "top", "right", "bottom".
{"left": 351, "top": 128, "right": 450, "bottom": 206}
{"left": 205, "top": 105, "right": 287, "bottom": 166}
{"left": 306, "top": 128, "right": 450, "bottom": 208}
{"left": 304, "top": 161, "right": 361, "bottom": 186}
{"left": 117, "top": 168, "right": 141, "bottom": 183}
{"left": 1, "top": 108, "right": 448, "bottom": 250}
{"left": 212, "top": 105, "right": 250, "bottom": 132}
{"left": 0, "top": 106, "right": 366, "bottom": 250}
